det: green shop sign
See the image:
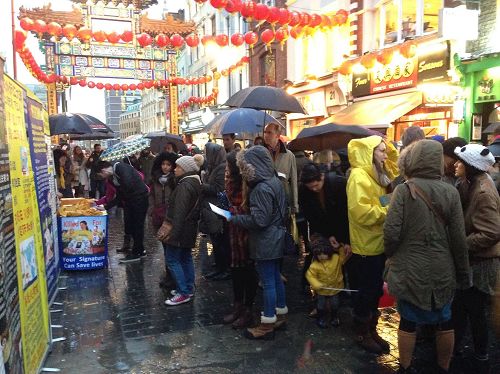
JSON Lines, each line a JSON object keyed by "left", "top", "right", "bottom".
{"left": 474, "top": 66, "right": 500, "bottom": 103}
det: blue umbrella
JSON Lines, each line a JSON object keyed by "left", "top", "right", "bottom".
{"left": 203, "top": 108, "right": 283, "bottom": 135}
{"left": 100, "top": 135, "right": 151, "bottom": 161}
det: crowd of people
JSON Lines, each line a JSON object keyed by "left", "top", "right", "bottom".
{"left": 57, "top": 124, "right": 499, "bottom": 373}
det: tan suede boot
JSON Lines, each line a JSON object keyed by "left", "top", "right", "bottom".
{"left": 435, "top": 329, "right": 454, "bottom": 371}
{"left": 274, "top": 306, "right": 288, "bottom": 331}
{"left": 244, "top": 315, "right": 276, "bottom": 340}
{"left": 398, "top": 330, "right": 417, "bottom": 370}
{"left": 354, "top": 317, "right": 384, "bottom": 354}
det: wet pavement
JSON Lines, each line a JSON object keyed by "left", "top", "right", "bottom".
{"left": 45, "top": 213, "right": 499, "bottom": 373}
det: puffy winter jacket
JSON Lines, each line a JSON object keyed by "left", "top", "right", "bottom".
{"left": 306, "top": 250, "right": 346, "bottom": 296}
{"left": 347, "top": 136, "right": 399, "bottom": 256}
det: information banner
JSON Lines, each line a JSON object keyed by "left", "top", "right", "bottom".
{"left": 59, "top": 215, "right": 108, "bottom": 270}
{"left": 0, "top": 74, "right": 23, "bottom": 374}
{"left": 26, "top": 95, "right": 59, "bottom": 305}
{"left": 4, "top": 76, "right": 49, "bottom": 374}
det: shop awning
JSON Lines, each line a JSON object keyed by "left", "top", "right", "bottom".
{"left": 318, "top": 91, "right": 423, "bottom": 127}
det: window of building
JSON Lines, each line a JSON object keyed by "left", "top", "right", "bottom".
{"left": 210, "top": 15, "right": 216, "bottom": 36}
{"left": 260, "top": 52, "right": 276, "bottom": 86}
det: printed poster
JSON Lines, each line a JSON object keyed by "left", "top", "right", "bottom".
{"left": 59, "top": 215, "right": 108, "bottom": 270}
{"left": 25, "top": 95, "right": 59, "bottom": 304}
{"left": 0, "top": 74, "right": 23, "bottom": 374}
{"left": 4, "top": 76, "right": 49, "bottom": 374}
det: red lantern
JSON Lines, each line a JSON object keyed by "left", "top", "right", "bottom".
{"left": 129, "top": 83, "right": 137, "bottom": 90}
{"left": 69, "top": 76, "right": 79, "bottom": 85}
{"left": 241, "top": 56, "right": 250, "bottom": 64}
{"left": 320, "top": 15, "right": 332, "bottom": 29}
{"left": 112, "top": 83, "right": 120, "bottom": 90}
{"left": 360, "top": 53, "right": 377, "bottom": 69}
{"left": 254, "top": 3, "right": 269, "bottom": 21}
{"left": 202, "top": 35, "right": 214, "bottom": 46}
{"left": 62, "top": 24, "right": 77, "bottom": 40}
{"left": 221, "top": 69, "right": 229, "bottom": 77}
{"left": 107, "top": 32, "right": 121, "bottom": 44}
{"left": 290, "top": 26, "right": 304, "bottom": 39}
{"left": 170, "top": 34, "right": 184, "bottom": 48}
{"left": 104, "top": 83, "right": 112, "bottom": 90}
{"left": 77, "top": 27, "right": 92, "bottom": 42}
{"left": 338, "top": 60, "right": 353, "bottom": 75}
{"left": 154, "top": 81, "right": 162, "bottom": 89}
{"left": 240, "top": 1, "right": 256, "bottom": 20}
{"left": 400, "top": 41, "right": 417, "bottom": 58}
{"left": 20, "top": 17, "right": 34, "bottom": 31}
{"left": 137, "top": 33, "right": 153, "bottom": 47}
{"left": 210, "top": 0, "right": 228, "bottom": 10}
{"left": 260, "top": 29, "right": 275, "bottom": 46}
{"left": 244, "top": 31, "right": 258, "bottom": 46}
{"left": 185, "top": 33, "right": 199, "bottom": 48}
{"left": 330, "top": 15, "right": 338, "bottom": 27}
{"left": 278, "top": 9, "right": 291, "bottom": 25}
{"left": 299, "top": 13, "right": 311, "bottom": 27}
{"left": 144, "top": 81, "right": 154, "bottom": 89}
{"left": 335, "top": 9, "right": 349, "bottom": 25}
{"left": 289, "top": 11, "right": 301, "bottom": 27}
{"left": 309, "top": 14, "right": 322, "bottom": 28}
{"left": 376, "top": 48, "right": 394, "bottom": 65}
{"left": 14, "top": 30, "right": 27, "bottom": 51}
{"left": 267, "top": 7, "right": 281, "bottom": 25}
{"left": 215, "top": 34, "right": 229, "bottom": 47}
{"left": 175, "top": 77, "right": 186, "bottom": 85}
{"left": 121, "top": 30, "right": 133, "bottom": 43}
{"left": 230, "top": 33, "right": 244, "bottom": 47}
{"left": 47, "top": 22, "right": 62, "bottom": 37}
{"left": 87, "top": 81, "right": 96, "bottom": 89}
{"left": 213, "top": 71, "right": 221, "bottom": 80}
{"left": 96, "top": 82, "right": 104, "bottom": 89}
{"left": 93, "top": 30, "right": 107, "bottom": 43}
{"left": 225, "top": 0, "right": 241, "bottom": 14}
{"left": 33, "top": 20, "right": 47, "bottom": 34}
{"left": 275, "top": 27, "right": 289, "bottom": 45}
{"left": 121, "top": 84, "right": 129, "bottom": 91}
{"left": 155, "top": 34, "right": 170, "bottom": 48}
{"left": 78, "top": 79, "right": 87, "bottom": 87}
{"left": 205, "top": 75, "right": 213, "bottom": 82}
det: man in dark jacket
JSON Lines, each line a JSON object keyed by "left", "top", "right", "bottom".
{"left": 231, "top": 146, "right": 288, "bottom": 340}
{"left": 96, "top": 160, "right": 149, "bottom": 263}
{"left": 87, "top": 144, "right": 106, "bottom": 198}
{"left": 158, "top": 156, "right": 201, "bottom": 306}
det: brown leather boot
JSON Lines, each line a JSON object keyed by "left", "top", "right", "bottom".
{"left": 244, "top": 316, "right": 276, "bottom": 340}
{"left": 274, "top": 306, "right": 288, "bottom": 331}
{"left": 370, "top": 312, "right": 390, "bottom": 353}
{"left": 354, "top": 317, "right": 384, "bottom": 354}
{"left": 232, "top": 307, "right": 253, "bottom": 329}
{"left": 223, "top": 303, "right": 244, "bottom": 325}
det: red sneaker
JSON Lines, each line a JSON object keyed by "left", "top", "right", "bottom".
{"left": 164, "top": 294, "right": 192, "bottom": 306}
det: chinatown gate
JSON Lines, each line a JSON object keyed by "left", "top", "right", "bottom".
{"left": 18, "top": 0, "right": 197, "bottom": 135}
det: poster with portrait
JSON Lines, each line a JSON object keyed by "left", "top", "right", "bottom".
{"left": 59, "top": 215, "right": 108, "bottom": 270}
{"left": 472, "top": 113, "right": 483, "bottom": 141}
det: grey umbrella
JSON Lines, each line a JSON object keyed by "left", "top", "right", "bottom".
{"left": 224, "top": 86, "right": 307, "bottom": 114}
{"left": 203, "top": 108, "right": 283, "bottom": 135}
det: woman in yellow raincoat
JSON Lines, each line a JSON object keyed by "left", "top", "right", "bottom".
{"left": 346, "top": 135, "right": 398, "bottom": 354}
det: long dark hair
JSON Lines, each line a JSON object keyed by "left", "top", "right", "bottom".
{"left": 53, "top": 149, "right": 66, "bottom": 177}
{"left": 226, "top": 150, "right": 242, "bottom": 196}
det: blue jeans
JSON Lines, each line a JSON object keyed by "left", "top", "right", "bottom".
{"left": 256, "top": 259, "right": 286, "bottom": 318}
{"left": 164, "top": 244, "right": 195, "bottom": 296}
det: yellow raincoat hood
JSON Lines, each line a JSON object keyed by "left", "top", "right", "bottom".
{"left": 346, "top": 136, "right": 399, "bottom": 256}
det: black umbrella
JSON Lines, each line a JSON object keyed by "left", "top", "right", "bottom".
{"left": 144, "top": 131, "right": 187, "bottom": 153}
{"left": 224, "top": 86, "right": 307, "bottom": 114}
{"left": 69, "top": 130, "right": 116, "bottom": 141}
{"left": 49, "top": 113, "right": 112, "bottom": 135}
{"left": 287, "top": 123, "right": 373, "bottom": 152}
{"left": 203, "top": 108, "right": 283, "bottom": 135}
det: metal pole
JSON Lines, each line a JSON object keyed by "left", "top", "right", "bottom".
{"left": 11, "top": 0, "right": 17, "bottom": 79}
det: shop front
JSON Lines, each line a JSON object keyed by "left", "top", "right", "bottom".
{"left": 457, "top": 53, "right": 500, "bottom": 143}
{"left": 286, "top": 73, "right": 347, "bottom": 139}
{"left": 327, "top": 40, "right": 462, "bottom": 142}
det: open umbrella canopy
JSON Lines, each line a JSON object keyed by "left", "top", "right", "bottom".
{"left": 100, "top": 134, "right": 151, "bottom": 161}
{"left": 224, "top": 86, "right": 307, "bottom": 114}
{"left": 203, "top": 108, "right": 283, "bottom": 135}
{"left": 49, "top": 113, "right": 112, "bottom": 136}
{"left": 144, "top": 131, "right": 186, "bottom": 153}
{"left": 287, "top": 123, "right": 373, "bottom": 152}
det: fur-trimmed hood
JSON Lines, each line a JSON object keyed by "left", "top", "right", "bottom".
{"left": 236, "top": 145, "right": 275, "bottom": 184}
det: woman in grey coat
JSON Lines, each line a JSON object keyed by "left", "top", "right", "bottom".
{"left": 383, "top": 140, "right": 470, "bottom": 373}
{"left": 230, "top": 146, "right": 288, "bottom": 340}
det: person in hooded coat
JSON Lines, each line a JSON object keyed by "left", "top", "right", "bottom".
{"left": 230, "top": 146, "right": 288, "bottom": 340}
{"left": 384, "top": 140, "right": 470, "bottom": 373}
{"left": 201, "top": 143, "right": 231, "bottom": 281}
{"left": 346, "top": 135, "right": 399, "bottom": 354}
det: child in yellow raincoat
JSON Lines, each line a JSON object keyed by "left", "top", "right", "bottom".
{"left": 306, "top": 234, "right": 348, "bottom": 328}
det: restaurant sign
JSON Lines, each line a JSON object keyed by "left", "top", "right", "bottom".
{"left": 352, "top": 42, "right": 450, "bottom": 97}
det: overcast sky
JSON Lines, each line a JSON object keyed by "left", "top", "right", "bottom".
{"left": 0, "top": 0, "right": 185, "bottom": 122}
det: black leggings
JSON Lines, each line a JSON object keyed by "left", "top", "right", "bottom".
{"left": 231, "top": 264, "right": 258, "bottom": 307}
{"left": 399, "top": 317, "right": 454, "bottom": 333}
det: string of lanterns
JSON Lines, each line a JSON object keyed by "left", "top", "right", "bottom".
{"left": 15, "top": 29, "right": 250, "bottom": 89}
{"left": 178, "top": 88, "right": 220, "bottom": 113}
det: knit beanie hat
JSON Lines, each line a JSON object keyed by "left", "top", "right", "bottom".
{"left": 193, "top": 154, "right": 205, "bottom": 169}
{"left": 176, "top": 156, "right": 199, "bottom": 173}
{"left": 454, "top": 144, "right": 495, "bottom": 172}
{"left": 442, "top": 137, "right": 467, "bottom": 159}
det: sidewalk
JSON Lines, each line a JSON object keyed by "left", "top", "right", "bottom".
{"left": 45, "top": 215, "right": 498, "bottom": 373}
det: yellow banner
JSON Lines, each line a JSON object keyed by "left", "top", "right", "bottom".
{"left": 4, "top": 76, "right": 49, "bottom": 374}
